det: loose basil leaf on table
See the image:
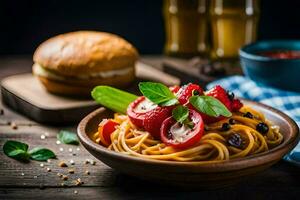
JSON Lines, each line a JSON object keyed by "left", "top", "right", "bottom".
{"left": 189, "top": 95, "right": 232, "bottom": 117}
{"left": 139, "top": 82, "right": 178, "bottom": 106}
{"left": 92, "top": 86, "right": 138, "bottom": 114}
{"left": 3, "top": 140, "right": 30, "bottom": 162}
{"left": 29, "top": 147, "right": 56, "bottom": 161}
{"left": 57, "top": 130, "right": 79, "bottom": 145}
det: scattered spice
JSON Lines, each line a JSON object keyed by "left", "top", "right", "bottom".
{"left": 0, "top": 109, "right": 4, "bottom": 115}
{"left": 76, "top": 147, "right": 80, "bottom": 151}
{"left": 40, "top": 163, "right": 44, "bottom": 168}
{"left": 84, "top": 159, "right": 90, "bottom": 164}
{"left": 21, "top": 172, "right": 25, "bottom": 176}
{"left": 56, "top": 140, "right": 61, "bottom": 145}
{"left": 90, "top": 160, "right": 96, "bottom": 165}
{"left": 75, "top": 178, "right": 84, "bottom": 186}
{"left": 68, "top": 169, "right": 75, "bottom": 174}
{"left": 46, "top": 168, "right": 51, "bottom": 172}
{"left": 74, "top": 190, "right": 78, "bottom": 194}
{"left": 10, "top": 122, "right": 18, "bottom": 130}
{"left": 70, "top": 160, "right": 75, "bottom": 165}
{"left": 59, "top": 147, "right": 64, "bottom": 152}
{"left": 85, "top": 170, "right": 90, "bottom": 175}
{"left": 57, "top": 173, "right": 63, "bottom": 177}
{"left": 40, "top": 135, "right": 46, "bottom": 140}
{"left": 68, "top": 148, "right": 73, "bottom": 152}
{"left": 33, "top": 175, "right": 38, "bottom": 179}
{"left": 62, "top": 175, "right": 68, "bottom": 181}
{"left": 58, "top": 161, "right": 68, "bottom": 167}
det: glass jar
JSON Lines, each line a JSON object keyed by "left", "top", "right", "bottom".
{"left": 163, "top": 0, "right": 209, "bottom": 58}
{"left": 210, "top": 0, "right": 260, "bottom": 60}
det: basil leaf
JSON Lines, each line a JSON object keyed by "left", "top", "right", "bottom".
{"left": 92, "top": 86, "right": 138, "bottom": 114}
{"left": 3, "top": 140, "right": 30, "bottom": 162}
{"left": 139, "top": 82, "right": 178, "bottom": 106}
{"left": 172, "top": 105, "right": 189, "bottom": 124}
{"left": 29, "top": 147, "right": 56, "bottom": 161}
{"left": 57, "top": 130, "right": 79, "bottom": 145}
{"left": 189, "top": 95, "right": 232, "bottom": 117}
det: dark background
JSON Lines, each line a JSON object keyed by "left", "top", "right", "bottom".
{"left": 1, "top": 0, "right": 300, "bottom": 55}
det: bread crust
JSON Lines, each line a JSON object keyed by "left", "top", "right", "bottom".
{"left": 33, "top": 31, "right": 138, "bottom": 76}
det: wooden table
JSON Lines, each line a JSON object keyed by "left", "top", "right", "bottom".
{"left": 0, "top": 56, "right": 300, "bottom": 200}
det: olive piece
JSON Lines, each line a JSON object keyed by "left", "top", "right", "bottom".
{"left": 221, "top": 123, "right": 231, "bottom": 131}
{"left": 227, "top": 91, "right": 235, "bottom": 101}
{"left": 256, "top": 122, "right": 269, "bottom": 134}
{"left": 227, "top": 133, "right": 244, "bottom": 148}
{"left": 229, "top": 118, "right": 235, "bottom": 125}
{"left": 243, "top": 112, "right": 253, "bottom": 119}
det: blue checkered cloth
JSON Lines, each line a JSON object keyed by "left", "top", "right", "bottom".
{"left": 207, "top": 75, "right": 300, "bottom": 166}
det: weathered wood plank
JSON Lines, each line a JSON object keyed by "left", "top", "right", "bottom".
{"left": 0, "top": 125, "right": 116, "bottom": 187}
{"left": 1, "top": 182, "right": 300, "bottom": 200}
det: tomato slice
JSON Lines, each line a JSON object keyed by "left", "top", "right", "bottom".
{"left": 98, "top": 120, "right": 119, "bottom": 146}
{"left": 169, "top": 85, "right": 180, "bottom": 94}
{"left": 177, "top": 83, "right": 203, "bottom": 105}
{"left": 160, "top": 109, "right": 204, "bottom": 149}
{"left": 143, "top": 106, "right": 172, "bottom": 139}
{"left": 127, "top": 96, "right": 157, "bottom": 128}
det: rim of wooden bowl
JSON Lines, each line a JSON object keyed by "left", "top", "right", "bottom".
{"left": 77, "top": 100, "right": 300, "bottom": 172}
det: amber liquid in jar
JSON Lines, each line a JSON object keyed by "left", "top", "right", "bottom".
{"left": 163, "top": 0, "right": 209, "bottom": 58}
{"left": 210, "top": 0, "right": 260, "bottom": 60}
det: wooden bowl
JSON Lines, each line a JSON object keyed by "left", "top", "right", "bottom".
{"left": 77, "top": 100, "right": 299, "bottom": 188}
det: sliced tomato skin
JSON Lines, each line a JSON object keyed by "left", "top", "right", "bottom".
{"left": 127, "top": 96, "right": 148, "bottom": 128}
{"left": 98, "top": 120, "right": 119, "bottom": 146}
{"left": 177, "top": 83, "right": 204, "bottom": 105}
{"left": 160, "top": 109, "right": 204, "bottom": 149}
{"left": 169, "top": 85, "right": 180, "bottom": 94}
{"left": 143, "top": 106, "right": 173, "bottom": 139}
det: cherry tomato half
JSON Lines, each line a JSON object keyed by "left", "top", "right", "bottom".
{"left": 160, "top": 109, "right": 204, "bottom": 149}
{"left": 169, "top": 85, "right": 180, "bottom": 94}
{"left": 98, "top": 119, "right": 119, "bottom": 146}
{"left": 127, "top": 96, "right": 158, "bottom": 128}
{"left": 143, "top": 106, "right": 172, "bottom": 139}
{"left": 177, "top": 83, "right": 204, "bottom": 105}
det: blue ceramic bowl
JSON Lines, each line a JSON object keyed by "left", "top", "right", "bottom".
{"left": 239, "top": 40, "right": 300, "bottom": 92}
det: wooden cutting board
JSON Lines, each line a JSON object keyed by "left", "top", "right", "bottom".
{"left": 1, "top": 62, "right": 180, "bottom": 124}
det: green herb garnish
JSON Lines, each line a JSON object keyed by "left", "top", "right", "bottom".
{"left": 92, "top": 86, "right": 138, "bottom": 114}
{"left": 138, "top": 82, "right": 178, "bottom": 106}
{"left": 29, "top": 147, "right": 56, "bottom": 161}
{"left": 189, "top": 95, "right": 232, "bottom": 117}
{"left": 3, "top": 140, "right": 56, "bottom": 162}
{"left": 172, "top": 105, "right": 189, "bottom": 124}
{"left": 172, "top": 105, "right": 194, "bottom": 128}
{"left": 3, "top": 140, "right": 30, "bottom": 162}
{"left": 57, "top": 130, "right": 79, "bottom": 145}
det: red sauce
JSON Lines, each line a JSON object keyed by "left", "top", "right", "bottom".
{"left": 259, "top": 50, "right": 300, "bottom": 59}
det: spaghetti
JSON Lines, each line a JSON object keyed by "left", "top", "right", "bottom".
{"left": 92, "top": 106, "right": 283, "bottom": 162}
